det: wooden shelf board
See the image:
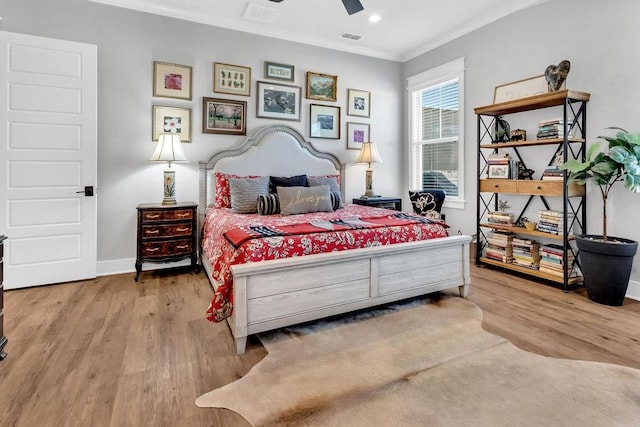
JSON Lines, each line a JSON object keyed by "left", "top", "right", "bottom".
{"left": 474, "top": 89, "right": 591, "bottom": 116}
{"left": 479, "top": 257, "right": 583, "bottom": 285}
{"left": 479, "top": 137, "right": 585, "bottom": 149}
{"left": 479, "top": 223, "right": 574, "bottom": 240}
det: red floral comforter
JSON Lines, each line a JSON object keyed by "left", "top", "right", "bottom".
{"left": 202, "top": 205, "right": 449, "bottom": 322}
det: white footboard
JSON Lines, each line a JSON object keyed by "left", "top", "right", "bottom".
{"left": 228, "top": 234, "right": 471, "bottom": 354}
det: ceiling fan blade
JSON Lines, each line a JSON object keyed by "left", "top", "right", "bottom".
{"left": 342, "top": 0, "right": 364, "bottom": 15}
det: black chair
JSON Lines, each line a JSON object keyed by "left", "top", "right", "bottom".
{"left": 408, "top": 190, "right": 446, "bottom": 218}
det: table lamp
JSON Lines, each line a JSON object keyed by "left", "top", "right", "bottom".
{"left": 356, "top": 141, "right": 383, "bottom": 198}
{"left": 149, "top": 133, "right": 188, "bottom": 205}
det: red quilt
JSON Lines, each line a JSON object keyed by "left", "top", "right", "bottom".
{"left": 202, "top": 205, "right": 449, "bottom": 322}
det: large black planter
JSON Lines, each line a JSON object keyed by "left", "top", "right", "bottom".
{"left": 575, "top": 235, "right": 638, "bottom": 306}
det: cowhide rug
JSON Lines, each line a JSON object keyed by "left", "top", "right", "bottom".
{"left": 196, "top": 296, "right": 640, "bottom": 426}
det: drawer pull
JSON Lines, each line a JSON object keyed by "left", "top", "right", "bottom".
{"left": 176, "top": 228, "right": 190, "bottom": 232}
{"left": 147, "top": 214, "right": 160, "bottom": 219}
{"left": 176, "top": 245, "right": 189, "bottom": 250}
{"left": 145, "top": 230, "right": 159, "bottom": 235}
{"left": 177, "top": 213, "right": 190, "bottom": 218}
{"left": 147, "top": 247, "right": 160, "bottom": 252}
{"left": 537, "top": 186, "right": 542, "bottom": 190}
{"left": 494, "top": 184, "right": 499, "bottom": 188}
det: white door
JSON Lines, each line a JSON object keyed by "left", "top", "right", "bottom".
{"left": 0, "top": 31, "right": 97, "bottom": 289}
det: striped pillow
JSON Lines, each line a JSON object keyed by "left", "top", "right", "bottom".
{"left": 229, "top": 176, "right": 269, "bottom": 214}
{"left": 330, "top": 191, "right": 342, "bottom": 210}
{"left": 257, "top": 193, "right": 281, "bottom": 215}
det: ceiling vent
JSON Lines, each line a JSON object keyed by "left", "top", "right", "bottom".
{"left": 243, "top": 3, "right": 280, "bottom": 24}
{"left": 341, "top": 33, "right": 362, "bottom": 41}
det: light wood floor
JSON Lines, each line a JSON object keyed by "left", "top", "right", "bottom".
{"left": 1, "top": 264, "right": 639, "bottom": 426}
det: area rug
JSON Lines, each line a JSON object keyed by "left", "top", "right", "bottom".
{"left": 196, "top": 297, "right": 640, "bottom": 426}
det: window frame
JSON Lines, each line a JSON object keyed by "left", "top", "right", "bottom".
{"left": 407, "top": 57, "right": 465, "bottom": 210}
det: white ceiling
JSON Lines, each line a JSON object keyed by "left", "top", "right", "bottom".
{"left": 88, "top": 0, "right": 548, "bottom": 62}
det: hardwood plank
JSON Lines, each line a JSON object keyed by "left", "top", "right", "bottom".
{"left": 0, "top": 265, "right": 638, "bottom": 426}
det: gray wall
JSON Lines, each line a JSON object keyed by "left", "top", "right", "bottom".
{"left": 4, "top": 0, "right": 640, "bottom": 293}
{"left": 0, "top": 0, "right": 402, "bottom": 273}
{"left": 404, "top": 0, "right": 640, "bottom": 293}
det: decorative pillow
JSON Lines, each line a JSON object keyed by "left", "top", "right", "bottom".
{"left": 408, "top": 190, "right": 446, "bottom": 217}
{"left": 277, "top": 185, "right": 333, "bottom": 215}
{"left": 269, "top": 174, "right": 308, "bottom": 193}
{"left": 308, "top": 175, "right": 343, "bottom": 208}
{"left": 257, "top": 193, "right": 281, "bottom": 215}
{"left": 214, "top": 172, "right": 261, "bottom": 209}
{"left": 229, "top": 176, "right": 270, "bottom": 214}
{"left": 330, "top": 191, "right": 342, "bottom": 211}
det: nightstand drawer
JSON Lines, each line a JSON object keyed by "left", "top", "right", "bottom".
{"left": 141, "top": 223, "right": 193, "bottom": 239}
{"left": 141, "top": 209, "right": 193, "bottom": 222}
{"left": 141, "top": 239, "right": 193, "bottom": 258}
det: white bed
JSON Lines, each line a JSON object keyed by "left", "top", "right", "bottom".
{"left": 199, "top": 124, "right": 471, "bottom": 354}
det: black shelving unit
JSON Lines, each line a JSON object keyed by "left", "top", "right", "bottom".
{"left": 474, "top": 90, "right": 589, "bottom": 291}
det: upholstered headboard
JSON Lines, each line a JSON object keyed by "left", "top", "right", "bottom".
{"left": 198, "top": 124, "right": 345, "bottom": 217}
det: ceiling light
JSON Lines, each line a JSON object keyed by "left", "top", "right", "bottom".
{"left": 368, "top": 14, "right": 381, "bottom": 23}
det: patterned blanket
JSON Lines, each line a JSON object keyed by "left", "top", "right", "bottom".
{"left": 224, "top": 212, "right": 443, "bottom": 249}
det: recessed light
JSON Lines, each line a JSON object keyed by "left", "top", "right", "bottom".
{"left": 368, "top": 14, "right": 381, "bottom": 23}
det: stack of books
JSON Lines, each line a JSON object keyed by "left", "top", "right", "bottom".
{"left": 487, "top": 211, "right": 515, "bottom": 226}
{"left": 511, "top": 237, "right": 541, "bottom": 269}
{"left": 537, "top": 210, "right": 573, "bottom": 235}
{"left": 541, "top": 165, "right": 564, "bottom": 180}
{"left": 539, "top": 244, "right": 581, "bottom": 278}
{"left": 537, "top": 119, "right": 564, "bottom": 139}
{"left": 485, "top": 230, "right": 515, "bottom": 263}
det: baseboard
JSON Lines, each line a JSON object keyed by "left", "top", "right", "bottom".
{"left": 97, "top": 258, "right": 191, "bottom": 277}
{"left": 626, "top": 279, "right": 640, "bottom": 301}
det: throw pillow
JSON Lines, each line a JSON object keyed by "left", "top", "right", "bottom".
{"left": 308, "top": 175, "right": 343, "bottom": 208}
{"left": 214, "top": 172, "right": 261, "bottom": 209}
{"left": 330, "top": 191, "right": 342, "bottom": 210}
{"left": 229, "top": 176, "right": 270, "bottom": 214}
{"left": 408, "top": 190, "right": 446, "bottom": 217}
{"left": 269, "top": 174, "right": 308, "bottom": 193}
{"left": 277, "top": 185, "right": 333, "bottom": 215}
{"left": 257, "top": 193, "right": 281, "bottom": 215}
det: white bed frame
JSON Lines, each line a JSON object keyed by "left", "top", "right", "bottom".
{"left": 199, "top": 124, "right": 471, "bottom": 354}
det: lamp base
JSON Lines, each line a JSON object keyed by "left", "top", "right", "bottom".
{"left": 162, "top": 170, "right": 177, "bottom": 205}
{"left": 361, "top": 169, "right": 380, "bottom": 199}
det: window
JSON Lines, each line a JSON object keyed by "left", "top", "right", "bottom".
{"left": 407, "top": 58, "right": 465, "bottom": 209}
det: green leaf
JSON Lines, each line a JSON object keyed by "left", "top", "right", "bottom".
{"left": 559, "top": 158, "right": 590, "bottom": 172}
{"left": 624, "top": 173, "right": 640, "bottom": 192}
{"left": 591, "top": 160, "right": 617, "bottom": 176}
{"left": 586, "top": 142, "right": 603, "bottom": 161}
{"left": 609, "top": 145, "right": 630, "bottom": 163}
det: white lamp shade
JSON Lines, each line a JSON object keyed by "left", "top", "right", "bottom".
{"left": 149, "top": 133, "right": 188, "bottom": 164}
{"left": 356, "top": 142, "right": 383, "bottom": 165}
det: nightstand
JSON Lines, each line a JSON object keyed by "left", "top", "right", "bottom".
{"left": 135, "top": 202, "right": 198, "bottom": 281}
{"left": 352, "top": 197, "right": 402, "bottom": 211}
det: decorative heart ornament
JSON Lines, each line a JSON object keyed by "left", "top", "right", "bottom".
{"left": 545, "top": 60, "right": 571, "bottom": 91}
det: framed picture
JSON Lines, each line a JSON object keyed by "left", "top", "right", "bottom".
{"left": 202, "top": 97, "right": 247, "bottom": 135}
{"left": 493, "top": 75, "right": 550, "bottom": 104}
{"left": 256, "top": 81, "right": 302, "bottom": 121}
{"left": 347, "top": 88, "right": 371, "bottom": 117}
{"left": 213, "top": 62, "right": 251, "bottom": 96}
{"left": 488, "top": 164, "right": 509, "bottom": 179}
{"left": 264, "top": 61, "right": 295, "bottom": 82}
{"left": 306, "top": 71, "right": 337, "bottom": 101}
{"left": 346, "top": 122, "right": 370, "bottom": 150}
{"left": 153, "top": 61, "right": 192, "bottom": 100}
{"left": 310, "top": 104, "right": 340, "bottom": 139}
{"left": 152, "top": 106, "right": 191, "bottom": 142}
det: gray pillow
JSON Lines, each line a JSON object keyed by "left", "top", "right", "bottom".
{"left": 229, "top": 176, "right": 269, "bottom": 214}
{"left": 308, "top": 176, "right": 343, "bottom": 208}
{"left": 277, "top": 185, "right": 333, "bottom": 215}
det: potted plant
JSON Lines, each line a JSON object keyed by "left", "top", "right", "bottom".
{"left": 560, "top": 127, "right": 640, "bottom": 305}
